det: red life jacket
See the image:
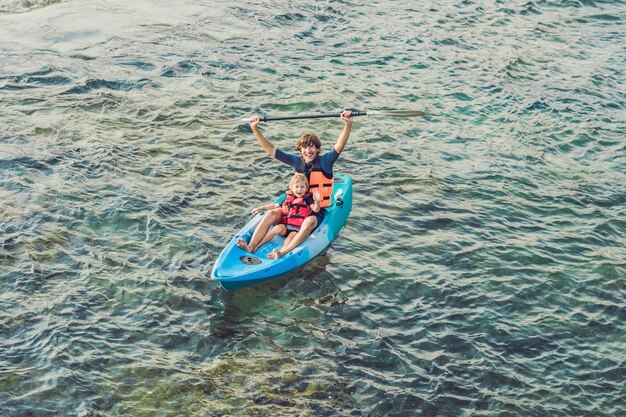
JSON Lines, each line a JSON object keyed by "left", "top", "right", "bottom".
{"left": 281, "top": 191, "right": 313, "bottom": 228}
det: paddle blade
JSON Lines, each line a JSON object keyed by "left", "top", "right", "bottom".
{"left": 367, "top": 110, "right": 426, "bottom": 118}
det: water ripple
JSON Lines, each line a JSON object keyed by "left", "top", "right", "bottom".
{"left": 1, "top": 1, "right": 625, "bottom": 416}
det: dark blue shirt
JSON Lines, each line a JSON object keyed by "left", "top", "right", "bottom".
{"left": 274, "top": 147, "right": 340, "bottom": 176}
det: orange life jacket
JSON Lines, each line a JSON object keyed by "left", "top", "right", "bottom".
{"left": 281, "top": 191, "right": 313, "bottom": 228}
{"left": 304, "top": 159, "right": 334, "bottom": 208}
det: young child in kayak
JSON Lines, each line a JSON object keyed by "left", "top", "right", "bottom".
{"left": 236, "top": 173, "right": 321, "bottom": 259}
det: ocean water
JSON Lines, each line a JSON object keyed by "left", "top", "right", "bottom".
{"left": 1, "top": 0, "right": 624, "bottom": 416}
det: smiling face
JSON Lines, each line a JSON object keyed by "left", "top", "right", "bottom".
{"left": 290, "top": 180, "right": 308, "bottom": 197}
{"left": 289, "top": 173, "right": 309, "bottom": 197}
{"left": 299, "top": 144, "right": 318, "bottom": 164}
{"left": 296, "top": 133, "right": 321, "bottom": 164}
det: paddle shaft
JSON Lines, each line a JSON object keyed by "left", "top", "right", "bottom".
{"left": 261, "top": 111, "right": 367, "bottom": 122}
{"left": 206, "top": 109, "right": 424, "bottom": 125}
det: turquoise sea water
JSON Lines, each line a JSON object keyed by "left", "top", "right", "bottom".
{"left": 1, "top": 0, "right": 624, "bottom": 415}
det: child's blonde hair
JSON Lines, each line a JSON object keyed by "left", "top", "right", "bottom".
{"left": 289, "top": 173, "right": 309, "bottom": 189}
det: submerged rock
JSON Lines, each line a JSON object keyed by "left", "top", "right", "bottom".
{"left": 110, "top": 352, "right": 359, "bottom": 416}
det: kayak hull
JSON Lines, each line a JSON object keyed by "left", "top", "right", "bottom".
{"left": 211, "top": 174, "right": 352, "bottom": 290}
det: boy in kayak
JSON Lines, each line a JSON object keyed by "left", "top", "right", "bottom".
{"left": 240, "top": 110, "right": 353, "bottom": 259}
{"left": 236, "top": 173, "right": 321, "bottom": 258}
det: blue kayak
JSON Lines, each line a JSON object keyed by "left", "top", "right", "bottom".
{"left": 211, "top": 174, "right": 353, "bottom": 290}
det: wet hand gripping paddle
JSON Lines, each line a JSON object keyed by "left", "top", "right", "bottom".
{"left": 205, "top": 110, "right": 426, "bottom": 126}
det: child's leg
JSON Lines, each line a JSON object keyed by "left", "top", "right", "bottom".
{"left": 280, "top": 231, "right": 298, "bottom": 253}
{"left": 268, "top": 231, "right": 297, "bottom": 259}
{"left": 256, "top": 224, "right": 287, "bottom": 250}
{"left": 237, "top": 209, "right": 282, "bottom": 253}
{"left": 247, "top": 208, "right": 282, "bottom": 251}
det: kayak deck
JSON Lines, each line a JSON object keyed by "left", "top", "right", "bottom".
{"left": 211, "top": 174, "right": 352, "bottom": 290}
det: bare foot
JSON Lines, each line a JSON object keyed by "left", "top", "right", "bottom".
{"left": 267, "top": 249, "right": 283, "bottom": 259}
{"left": 236, "top": 237, "right": 253, "bottom": 253}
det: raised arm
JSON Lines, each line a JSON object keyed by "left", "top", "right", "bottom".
{"left": 333, "top": 110, "right": 353, "bottom": 154}
{"left": 250, "top": 115, "right": 276, "bottom": 157}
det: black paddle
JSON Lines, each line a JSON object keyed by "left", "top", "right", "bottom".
{"left": 205, "top": 110, "right": 426, "bottom": 126}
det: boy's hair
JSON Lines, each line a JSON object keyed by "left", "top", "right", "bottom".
{"left": 296, "top": 133, "right": 321, "bottom": 155}
{"left": 289, "top": 173, "right": 309, "bottom": 189}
